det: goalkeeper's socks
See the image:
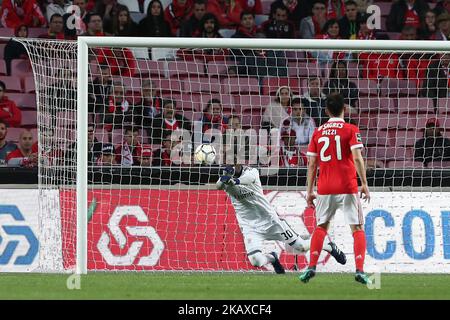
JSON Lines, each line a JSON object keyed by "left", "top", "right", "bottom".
{"left": 308, "top": 226, "right": 327, "bottom": 268}
{"left": 353, "top": 230, "right": 366, "bottom": 272}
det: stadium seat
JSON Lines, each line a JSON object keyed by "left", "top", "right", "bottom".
{"left": 0, "top": 59, "right": 7, "bottom": 76}
{"left": 112, "top": 76, "right": 141, "bottom": 92}
{"left": 24, "top": 76, "right": 35, "bottom": 93}
{"left": 135, "top": 59, "right": 166, "bottom": 78}
{"left": 255, "top": 15, "right": 269, "bottom": 26}
{"left": 371, "top": 114, "right": 417, "bottom": 130}
{"left": 111, "top": 129, "right": 124, "bottom": 146}
{"left": 438, "top": 98, "right": 450, "bottom": 114}
{"left": 386, "top": 160, "right": 424, "bottom": 169}
{"left": 130, "top": 12, "right": 145, "bottom": 24}
{"left": 261, "top": 0, "right": 272, "bottom": 14}
{"left": 1, "top": 76, "right": 23, "bottom": 92}
{"left": 356, "top": 79, "right": 378, "bottom": 96}
{"left": 397, "top": 97, "right": 434, "bottom": 114}
{"left": 7, "top": 93, "right": 36, "bottom": 109}
{"left": 119, "top": 0, "right": 140, "bottom": 12}
{"left": 21, "top": 110, "right": 37, "bottom": 127}
{"left": 27, "top": 28, "right": 48, "bottom": 38}
{"left": 197, "top": 94, "right": 235, "bottom": 112}
{"left": 184, "top": 77, "right": 221, "bottom": 93}
{"left": 428, "top": 161, "right": 450, "bottom": 169}
{"left": 221, "top": 77, "right": 260, "bottom": 95}
{"left": 261, "top": 77, "right": 301, "bottom": 96}
{"left": 395, "top": 130, "right": 422, "bottom": 147}
{"left": 378, "top": 2, "right": 392, "bottom": 16}
{"left": 380, "top": 78, "right": 418, "bottom": 97}
{"left": 166, "top": 60, "right": 205, "bottom": 78}
{"left": 56, "top": 111, "right": 77, "bottom": 128}
{"left": 241, "top": 114, "right": 262, "bottom": 129}
{"left": 10, "top": 59, "right": 32, "bottom": 77}
{"left": 218, "top": 29, "right": 235, "bottom": 38}
{"left": 238, "top": 95, "right": 272, "bottom": 114}
{"left": 0, "top": 28, "right": 14, "bottom": 39}
{"left": 206, "top": 60, "right": 236, "bottom": 78}
{"left": 295, "top": 62, "right": 321, "bottom": 78}
{"left": 358, "top": 97, "right": 395, "bottom": 113}
{"left": 285, "top": 50, "right": 306, "bottom": 63}
{"left": 0, "top": 44, "right": 6, "bottom": 59}
{"left": 6, "top": 127, "right": 22, "bottom": 142}
{"left": 374, "top": 146, "right": 412, "bottom": 161}
{"left": 164, "top": 93, "right": 198, "bottom": 111}
{"left": 385, "top": 32, "right": 401, "bottom": 40}
{"left": 151, "top": 78, "right": 183, "bottom": 94}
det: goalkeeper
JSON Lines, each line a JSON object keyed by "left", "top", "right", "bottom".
{"left": 216, "top": 164, "right": 347, "bottom": 273}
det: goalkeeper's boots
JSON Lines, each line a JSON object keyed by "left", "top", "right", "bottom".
{"left": 270, "top": 252, "right": 285, "bottom": 274}
{"left": 355, "top": 270, "right": 372, "bottom": 285}
{"left": 299, "top": 267, "right": 316, "bottom": 283}
{"left": 328, "top": 242, "right": 347, "bottom": 265}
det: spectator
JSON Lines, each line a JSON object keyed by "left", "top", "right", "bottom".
{"left": 272, "top": 0, "right": 313, "bottom": 26}
{"left": 238, "top": 0, "right": 262, "bottom": 16}
{"left": 357, "top": 12, "right": 376, "bottom": 40}
{"left": 94, "top": 0, "right": 120, "bottom": 26}
{"left": 138, "top": 144, "right": 154, "bottom": 167}
{"left": 262, "top": 86, "right": 292, "bottom": 131}
{"left": 151, "top": 99, "right": 191, "bottom": 145}
{"left": 66, "top": 124, "right": 103, "bottom": 165}
{"left": 435, "top": 12, "right": 450, "bottom": 40}
{"left": 0, "top": 0, "right": 47, "bottom": 28}
{"left": 107, "top": 4, "right": 139, "bottom": 36}
{"left": 386, "top": 0, "right": 429, "bottom": 32}
{"left": 311, "top": 19, "right": 350, "bottom": 65}
{"left": 138, "top": 0, "right": 172, "bottom": 37}
{"left": 207, "top": 0, "right": 243, "bottom": 28}
{"left": 231, "top": 11, "right": 287, "bottom": 77}
{"left": 323, "top": 60, "right": 359, "bottom": 109}
{"left": 104, "top": 82, "right": 135, "bottom": 127}
{"left": 180, "top": 0, "right": 206, "bottom": 37}
{"left": 39, "top": 13, "right": 65, "bottom": 39}
{"left": 301, "top": 76, "right": 328, "bottom": 126}
{"left": 96, "top": 47, "right": 137, "bottom": 77}
{"left": 178, "top": 13, "right": 230, "bottom": 62}
{"left": 279, "top": 128, "right": 307, "bottom": 167}
{"left": 62, "top": 12, "right": 78, "bottom": 40}
{"left": 354, "top": 0, "right": 373, "bottom": 13}
{"left": 152, "top": 130, "right": 179, "bottom": 166}
{"left": 4, "top": 24, "right": 28, "bottom": 76}
{"left": 0, "top": 80, "right": 21, "bottom": 128}
{"left": 228, "top": 114, "right": 242, "bottom": 130}
{"left": 72, "top": 0, "right": 89, "bottom": 35}
{"left": 326, "top": 0, "right": 345, "bottom": 20}
{"left": 46, "top": 0, "right": 71, "bottom": 21}
{"left": 164, "top": 0, "right": 193, "bottom": 36}
{"left": 299, "top": 0, "right": 327, "bottom": 39}
{"left": 398, "top": 25, "right": 430, "bottom": 87}
{"left": 0, "top": 119, "right": 18, "bottom": 165}
{"left": 115, "top": 126, "right": 143, "bottom": 166}
{"left": 418, "top": 10, "right": 436, "bottom": 40}
{"left": 224, "top": 114, "right": 251, "bottom": 164}
{"left": 135, "top": 79, "right": 163, "bottom": 128}
{"left": 260, "top": 1, "right": 296, "bottom": 39}
{"left": 200, "top": 98, "right": 229, "bottom": 139}
{"left": 414, "top": 118, "right": 450, "bottom": 166}
{"left": 82, "top": 12, "right": 108, "bottom": 36}
{"left": 88, "top": 63, "right": 113, "bottom": 115}
{"left": 421, "top": 53, "right": 450, "bottom": 99}
{"left": 433, "top": 0, "right": 450, "bottom": 17}
{"left": 338, "top": 0, "right": 360, "bottom": 39}
{"left": 6, "top": 129, "right": 37, "bottom": 167}
{"left": 96, "top": 143, "right": 117, "bottom": 166}
{"left": 290, "top": 96, "right": 315, "bottom": 145}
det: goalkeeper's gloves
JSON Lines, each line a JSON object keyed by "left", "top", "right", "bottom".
{"left": 222, "top": 165, "right": 235, "bottom": 177}
{"left": 219, "top": 175, "right": 240, "bottom": 185}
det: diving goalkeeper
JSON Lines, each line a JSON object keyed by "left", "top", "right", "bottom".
{"left": 216, "top": 164, "right": 347, "bottom": 273}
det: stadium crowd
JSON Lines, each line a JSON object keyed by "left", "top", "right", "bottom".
{"left": 1, "top": 0, "right": 450, "bottom": 169}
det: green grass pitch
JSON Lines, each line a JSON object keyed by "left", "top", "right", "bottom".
{"left": 1, "top": 273, "right": 450, "bottom": 300}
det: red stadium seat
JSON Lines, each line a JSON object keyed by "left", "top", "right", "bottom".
{"left": 396, "top": 97, "right": 434, "bottom": 114}
{"left": 438, "top": 98, "right": 450, "bottom": 114}
{"left": 285, "top": 50, "right": 306, "bottom": 63}
{"left": 21, "top": 110, "right": 37, "bottom": 127}
{"left": 295, "top": 62, "right": 321, "bottom": 78}
{"left": 380, "top": 78, "right": 417, "bottom": 97}
{"left": 241, "top": 114, "right": 262, "bottom": 129}
{"left": 0, "top": 59, "right": 7, "bottom": 76}
{"left": 94, "top": 128, "right": 110, "bottom": 144}
{"left": 7, "top": 93, "right": 36, "bottom": 109}
{"left": 164, "top": 93, "right": 198, "bottom": 111}
{"left": 197, "top": 94, "right": 236, "bottom": 112}
{"left": 0, "top": 44, "right": 6, "bottom": 59}
{"left": 374, "top": 146, "right": 413, "bottom": 161}
{"left": 166, "top": 60, "right": 205, "bottom": 78}
{"left": 386, "top": 160, "right": 424, "bottom": 169}
{"left": 184, "top": 77, "right": 221, "bottom": 93}
{"left": 395, "top": 130, "right": 422, "bottom": 147}
{"left": 358, "top": 97, "right": 395, "bottom": 113}
{"left": 356, "top": 79, "right": 378, "bottom": 96}
{"left": 221, "top": 77, "right": 260, "bottom": 95}
{"left": 2, "top": 76, "right": 23, "bottom": 92}
{"left": 238, "top": 95, "right": 272, "bottom": 114}
{"left": 0, "top": 28, "right": 14, "bottom": 41}
{"left": 151, "top": 78, "right": 183, "bottom": 94}
{"left": 371, "top": 114, "right": 417, "bottom": 130}
{"left": 10, "top": 59, "right": 32, "bottom": 77}
{"left": 427, "top": 161, "right": 450, "bottom": 169}
{"left": 27, "top": 28, "right": 48, "bottom": 38}
{"left": 206, "top": 60, "right": 236, "bottom": 78}
{"left": 135, "top": 59, "right": 166, "bottom": 78}
{"left": 261, "top": 77, "right": 301, "bottom": 96}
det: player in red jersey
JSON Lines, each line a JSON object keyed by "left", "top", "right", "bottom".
{"left": 299, "top": 93, "right": 371, "bottom": 285}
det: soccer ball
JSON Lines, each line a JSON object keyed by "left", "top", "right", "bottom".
{"left": 194, "top": 144, "right": 216, "bottom": 165}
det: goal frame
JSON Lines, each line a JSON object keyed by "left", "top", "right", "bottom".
{"left": 75, "top": 37, "right": 450, "bottom": 274}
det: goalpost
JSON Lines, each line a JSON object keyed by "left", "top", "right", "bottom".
{"left": 15, "top": 37, "right": 450, "bottom": 274}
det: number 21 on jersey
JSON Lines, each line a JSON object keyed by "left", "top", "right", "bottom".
{"left": 318, "top": 136, "right": 342, "bottom": 162}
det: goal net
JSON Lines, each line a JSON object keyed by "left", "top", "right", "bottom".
{"left": 17, "top": 37, "right": 450, "bottom": 274}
